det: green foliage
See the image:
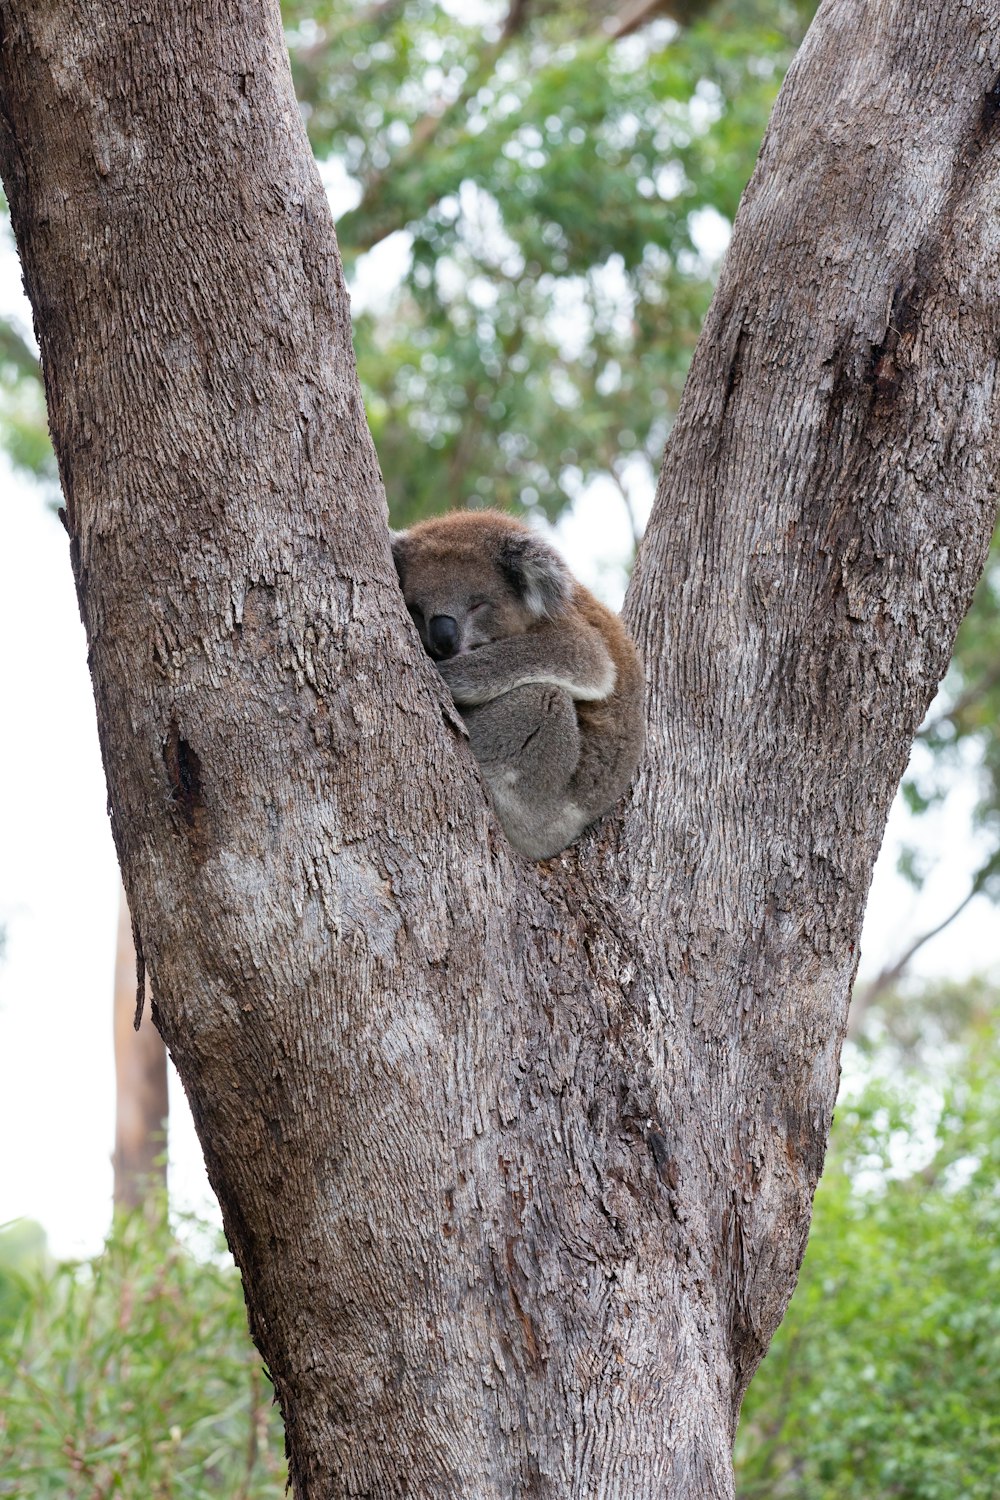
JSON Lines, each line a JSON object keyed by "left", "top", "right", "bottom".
{"left": 0, "top": 243, "right": 54, "bottom": 488}
{"left": 0, "top": 3, "right": 819, "bottom": 518}
{"left": 0, "top": 1210, "right": 286, "bottom": 1499}
{"left": 286, "top": 0, "right": 817, "bottom": 525}
{"left": 0, "top": 362, "right": 55, "bottom": 486}
{"left": 736, "top": 1004, "right": 1000, "bottom": 1498}
{"left": 852, "top": 970, "right": 1000, "bottom": 1071}
{"left": 0, "top": 1220, "right": 48, "bottom": 1340}
{"left": 895, "top": 840, "right": 929, "bottom": 891}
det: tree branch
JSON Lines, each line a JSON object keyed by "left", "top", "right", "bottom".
{"left": 332, "top": 0, "right": 716, "bottom": 257}
{"left": 848, "top": 884, "right": 977, "bottom": 1038}
{"left": 332, "top": 7, "right": 527, "bottom": 257}
{"left": 604, "top": 453, "right": 645, "bottom": 560}
{"left": 623, "top": 0, "right": 1000, "bottom": 1399}
{"left": 848, "top": 850, "right": 1000, "bottom": 1037}
{"left": 609, "top": 0, "right": 717, "bottom": 42}
{"left": 917, "top": 653, "right": 1000, "bottom": 740}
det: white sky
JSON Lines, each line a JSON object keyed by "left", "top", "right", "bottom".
{"left": 1, "top": 233, "right": 997, "bottom": 1261}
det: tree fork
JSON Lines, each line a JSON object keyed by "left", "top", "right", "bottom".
{"left": 2, "top": 1, "right": 999, "bottom": 1496}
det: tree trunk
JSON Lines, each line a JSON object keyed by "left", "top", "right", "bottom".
{"left": 113, "top": 883, "right": 168, "bottom": 1211}
{"left": 2, "top": 1, "right": 998, "bottom": 1495}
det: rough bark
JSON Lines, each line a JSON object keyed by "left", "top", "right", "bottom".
{"left": 1, "top": 1, "right": 998, "bottom": 1496}
{"left": 113, "top": 884, "right": 168, "bottom": 1211}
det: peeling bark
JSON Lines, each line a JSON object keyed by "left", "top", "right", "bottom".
{"left": 2, "top": 1, "right": 998, "bottom": 1496}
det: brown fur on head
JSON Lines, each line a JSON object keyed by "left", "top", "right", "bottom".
{"left": 391, "top": 510, "right": 573, "bottom": 659}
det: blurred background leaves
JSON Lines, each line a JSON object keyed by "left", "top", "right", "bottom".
{"left": 0, "top": 1210, "right": 285, "bottom": 1499}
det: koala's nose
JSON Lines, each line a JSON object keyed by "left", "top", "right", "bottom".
{"left": 428, "top": 614, "right": 460, "bottom": 658}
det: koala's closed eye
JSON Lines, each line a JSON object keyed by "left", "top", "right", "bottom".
{"left": 391, "top": 508, "right": 644, "bottom": 859}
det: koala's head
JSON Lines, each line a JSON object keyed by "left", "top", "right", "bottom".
{"left": 391, "top": 509, "right": 573, "bottom": 660}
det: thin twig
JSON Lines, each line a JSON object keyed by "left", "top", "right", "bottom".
{"left": 917, "top": 656, "right": 1000, "bottom": 740}
{"left": 848, "top": 855, "right": 1000, "bottom": 1037}
{"left": 606, "top": 460, "right": 644, "bottom": 559}
{"left": 337, "top": 0, "right": 531, "bottom": 254}
{"left": 610, "top": 0, "right": 717, "bottom": 41}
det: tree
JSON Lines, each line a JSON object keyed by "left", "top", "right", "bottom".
{"left": 1, "top": 1, "right": 998, "bottom": 1496}
{"left": 5, "top": 987, "right": 997, "bottom": 1495}
{"left": 1, "top": 0, "right": 814, "bottom": 1224}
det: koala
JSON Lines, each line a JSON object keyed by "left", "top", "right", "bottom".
{"left": 391, "top": 509, "right": 645, "bottom": 860}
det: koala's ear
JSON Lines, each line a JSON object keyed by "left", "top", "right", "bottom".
{"left": 389, "top": 529, "right": 409, "bottom": 585}
{"left": 500, "top": 531, "right": 573, "bottom": 619}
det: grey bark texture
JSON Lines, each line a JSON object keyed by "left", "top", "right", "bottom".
{"left": 2, "top": 0, "right": 999, "bottom": 1495}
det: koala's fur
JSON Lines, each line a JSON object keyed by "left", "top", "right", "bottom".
{"left": 391, "top": 509, "right": 645, "bottom": 860}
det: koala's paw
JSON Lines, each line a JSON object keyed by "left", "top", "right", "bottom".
{"left": 436, "top": 655, "right": 482, "bottom": 706}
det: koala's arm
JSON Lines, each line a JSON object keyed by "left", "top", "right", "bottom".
{"left": 437, "top": 619, "right": 615, "bottom": 707}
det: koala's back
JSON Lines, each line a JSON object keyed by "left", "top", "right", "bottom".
{"left": 569, "top": 586, "right": 646, "bottom": 824}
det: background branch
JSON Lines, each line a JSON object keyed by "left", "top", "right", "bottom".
{"left": 848, "top": 851, "right": 1000, "bottom": 1038}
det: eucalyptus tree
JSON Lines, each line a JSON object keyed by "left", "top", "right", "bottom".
{"left": 2, "top": 1, "right": 998, "bottom": 1496}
